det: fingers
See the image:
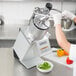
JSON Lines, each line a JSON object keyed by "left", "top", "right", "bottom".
{"left": 62, "top": 10, "right": 75, "bottom": 20}
{"left": 52, "top": 10, "right": 76, "bottom": 27}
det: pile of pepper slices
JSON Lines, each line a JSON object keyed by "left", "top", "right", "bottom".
{"left": 56, "top": 49, "right": 73, "bottom": 64}
{"left": 57, "top": 49, "right": 69, "bottom": 57}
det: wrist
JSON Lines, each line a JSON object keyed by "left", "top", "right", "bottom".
{"left": 55, "top": 24, "right": 61, "bottom": 28}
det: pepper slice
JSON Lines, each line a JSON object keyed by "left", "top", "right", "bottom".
{"left": 64, "top": 50, "right": 69, "bottom": 56}
{"left": 57, "top": 49, "right": 64, "bottom": 57}
{"left": 66, "top": 57, "right": 73, "bottom": 64}
{"left": 57, "top": 49, "right": 69, "bottom": 57}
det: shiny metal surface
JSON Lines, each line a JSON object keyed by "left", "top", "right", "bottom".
{"left": 0, "top": 48, "right": 14, "bottom": 76}
{"left": 14, "top": 57, "right": 73, "bottom": 76}
{"left": 0, "top": 46, "right": 73, "bottom": 76}
{"left": 61, "top": 18, "right": 72, "bottom": 29}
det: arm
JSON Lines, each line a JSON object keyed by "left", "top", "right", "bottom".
{"left": 55, "top": 21, "right": 76, "bottom": 61}
{"left": 53, "top": 11, "right": 76, "bottom": 53}
{"left": 53, "top": 13, "right": 71, "bottom": 53}
{"left": 62, "top": 11, "right": 76, "bottom": 60}
{"left": 55, "top": 24, "right": 71, "bottom": 53}
{"left": 53, "top": 11, "right": 76, "bottom": 61}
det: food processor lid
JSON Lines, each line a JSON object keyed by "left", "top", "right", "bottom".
{"left": 32, "top": 6, "right": 50, "bottom": 30}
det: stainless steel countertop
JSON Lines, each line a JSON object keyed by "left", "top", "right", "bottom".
{"left": 0, "top": 48, "right": 14, "bottom": 76}
{"left": 14, "top": 57, "right": 73, "bottom": 76}
{"left": 0, "top": 24, "right": 23, "bottom": 40}
{"left": 0, "top": 48, "right": 73, "bottom": 76}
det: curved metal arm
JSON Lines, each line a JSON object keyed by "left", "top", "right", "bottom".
{"left": 52, "top": 9, "right": 62, "bottom": 13}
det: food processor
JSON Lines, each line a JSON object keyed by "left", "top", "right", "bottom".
{"left": 13, "top": 3, "right": 72, "bottom": 69}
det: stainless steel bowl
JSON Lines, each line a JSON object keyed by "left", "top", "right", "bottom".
{"left": 61, "top": 18, "right": 72, "bottom": 29}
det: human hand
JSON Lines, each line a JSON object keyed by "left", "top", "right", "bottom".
{"left": 62, "top": 10, "right": 76, "bottom": 20}
{"left": 53, "top": 13, "right": 62, "bottom": 27}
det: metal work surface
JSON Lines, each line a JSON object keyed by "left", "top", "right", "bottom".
{"left": 0, "top": 48, "right": 73, "bottom": 76}
{"left": 0, "top": 48, "right": 14, "bottom": 76}
{"left": 14, "top": 57, "right": 73, "bottom": 76}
